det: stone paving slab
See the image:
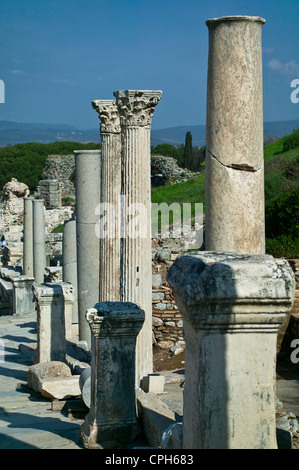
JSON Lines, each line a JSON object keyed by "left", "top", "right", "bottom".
{"left": 0, "top": 313, "right": 84, "bottom": 449}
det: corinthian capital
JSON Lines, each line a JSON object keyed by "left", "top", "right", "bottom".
{"left": 113, "top": 90, "right": 162, "bottom": 127}
{"left": 92, "top": 99, "right": 121, "bottom": 134}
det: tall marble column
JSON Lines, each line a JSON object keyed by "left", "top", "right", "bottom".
{"left": 114, "top": 90, "right": 162, "bottom": 387}
{"left": 23, "top": 197, "right": 34, "bottom": 277}
{"left": 75, "top": 150, "right": 101, "bottom": 348}
{"left": 167, "top": 252, "right": 295, "bottom": 448}
{"left": 205, "top": 16, "right": 266, "bottom": 254}
{"left": 32, "top": 199, "right": 46, "bottom": 284}
{"left": 92, "top": 100, "right": 122, "bottom": 302}
{"left": 62, "top": 217, "right": 78, "bottom": 327}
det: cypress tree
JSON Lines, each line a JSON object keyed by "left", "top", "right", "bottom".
{"left": 183, "top": 131, "right": 193, "bottom": 170}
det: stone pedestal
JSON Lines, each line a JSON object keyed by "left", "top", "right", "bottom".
{"left": 23, "top": 197, "right": 34, "bottom": 277}
{"left": 12, "top": 276, "right": 35, "bottom": 315}
{"left": 92, "top": 99, "right": 122, "bottom": 302}
{"left": 62, "top": 218, "right": 78, "bottom": 326}
{"left": 205, "top": 16, "right": 266, "bottom": 254}
{"left": 33, "top": 282, "right": 74, "bottom": 363}
{"left": 32, "top": 199, "right": 46, "bottom": 284}
{"left": 80, "top": 301, "right": 144, "bottom": 448}
{"left": 38, "top": 179, "right": 62, "bottom": 208}
{"left": 167, "top": 252, "right": 295, "bottom": 449}
{"left": 114, "top": 90, "right": 162, "bottom": 386}
{"left": 74, "top": 150, "right": 101, "bottom": 348}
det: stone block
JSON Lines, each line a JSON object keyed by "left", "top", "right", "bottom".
{"left": 152, "top": 274, "right": 162, "bottom": 289}
{"left": 142, "top": 374, "right": 165, "bottom": 393}
{"left": 27, "top": 361, "right": 72, "bottom": 393}
{"left": 39, "top": 375, "right": 81, "bottom": 400}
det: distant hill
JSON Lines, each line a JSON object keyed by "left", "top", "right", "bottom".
{"left": 0, "top": 119, "right": 298, "bottom": 147}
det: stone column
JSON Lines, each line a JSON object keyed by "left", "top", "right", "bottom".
{"left": 32, "top": 282, "right": 74, "bottom": 363}
{"left": 114, "top": 90, "right": 162, "bottom": 387}
{"left": 62, "top": 218, "right": 78, "bottom": 327}
{"left": 167, "top": 252, "right": 295, "bottom": 449}
{"left": 23, "top": 197, "right": 34, "bottom": 277}
{"left": 32, "top": 199, "right": 46, "bottom": 284}
{"left": 75, "top": 150, "right": 101, "bottom": 348}
{"left": 205, "top": 16, "right": 266, "bottom": 254}
{"left": 80, "top": 301, "right": 144, "bottom": 448}
{"left": 91, "top": 99, "right": 122, "bottom": 302}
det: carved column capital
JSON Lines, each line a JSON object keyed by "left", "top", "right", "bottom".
{"left": 113, "top": 90, "right": 162, "bottom": 127}
{"left": 91, "top": 99, "right": 121, "bottom": 134}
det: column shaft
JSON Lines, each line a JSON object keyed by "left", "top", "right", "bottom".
{"left": 114, "top": 90, "right": 162, "bottom": 386}
{"left": 75, "top": 150, "right": 101, "bottom": 348}
{"left": 205, "top": 16, "right": 266, "bottom": 253}
{"left": 62, "top": 218, "right": 78, "bottom": 326}
{"left": 32, "top": 199, "right": 46, "bottom": 284}
{"left": 23, "top": 197, "right": 34, "bottom": 277}
{"left": 92, "top": 100, "right": 121, "bottom": 303}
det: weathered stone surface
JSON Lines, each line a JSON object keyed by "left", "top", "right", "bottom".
{"left": 32, "top": 199, "right": 46, "bottom": 284}
{"left": 92, "top": 100, "right": 121, "bottom": 303}
{"left": 167, "top": 252, "right": 295, "bottom": 449}
{"left": 27, "top": 361, "right": 72, "bottom": 393}
{"left": 23, "top": 197, "right": 34, "bottom": 277}
{"left": 114, "top": 90, "right": 162, "bottom": 387}
{"left": 79, "top": 366, "right": 91, "bottom": 408}
{"left": 137, "top": 390, "right": 176, "bottom": 448}
{"left": 205, "top": 16, "right": 265, "bottom": 254}
{"left": 152, "top": 274, "right": 162, "bottom": 289}
{"left": 142, "top": 374, "right": 164, "bottom": 393}
{"left": 75, "top": 149, "right": 101, "bottom": 348}
{"left": 39, "top": 376, "right": 81, "bottom": 400}
{"left": 32, "top": 283, "right": 74, "bottom": 363}
{"left": 80, "top": 301, "right": 144, "bottom": 448}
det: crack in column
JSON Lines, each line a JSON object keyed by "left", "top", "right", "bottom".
{"left": 206, "top": 148, "right": 258, "bottom": 172}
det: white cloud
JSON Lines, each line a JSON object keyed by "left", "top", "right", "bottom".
{"left": 267, "top": 59, "right": 299, "bottom": 78}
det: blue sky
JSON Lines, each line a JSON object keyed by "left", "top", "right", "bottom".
{"left": 0, "top": 0, "right": 298, "bottom": 130}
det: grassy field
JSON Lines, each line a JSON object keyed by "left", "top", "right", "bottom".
{"left": 152, "top": 130, "right": 299, "bottom": 209}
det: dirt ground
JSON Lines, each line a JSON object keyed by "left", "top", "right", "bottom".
{"left": 153, "top": 345, "right": 185, "bottom": 372}
{"left": 153, "top": 344, "right": 299, "bottom": 379}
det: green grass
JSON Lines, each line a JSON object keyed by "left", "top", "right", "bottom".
{"left": 151, "top": 130, "right": 299, "bottom": 209}
{"left": 151, "top": 130, "right": 299, "bottom": 256}
{"left": 151, "top": 172, "right": 205, "bottom": 206}
{"left": 264, "top": 133, "right": 299, "bottom": 203}
{"left": 151, "top": 173, "right": 205, "bottom": 232}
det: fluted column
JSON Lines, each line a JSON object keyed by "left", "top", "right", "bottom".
{"left": 75, "top": 150, "right": 101, "bottom": 348}
{"left": 114, "top": 90, "right": 162, "bottom": 386}
{"left": 205, "top": 16, "right": 266, "bottom": 253}
{"left": 92, "top": 100, "right": 121, "bottom": 302}
{"left": 32, "top": 199, "right": 46, "bottom": 284}
{"left": 23, "top": 197, "right": 34, "bottom": 277}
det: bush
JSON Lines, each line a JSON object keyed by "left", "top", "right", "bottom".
{"left": 282, "top": 129, "right": 299, "bottom": 152}
{"left": 0, "top": 141, "right": 101, "bottom": 191}
{"left": 266, "top": 235, "right": 299, "bottom": 259}
{"left": 151, "top": 144, "right": 180, "bottom": 160}
{"left": 265, "top": 187, "right": 299, "bottom": 239}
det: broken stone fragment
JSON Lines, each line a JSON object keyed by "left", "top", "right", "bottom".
{"left": 39, "top": 375, "right": 81, "bottom": 400}
{"left": 27, "top": 361, "right": 72, "bottom": 393}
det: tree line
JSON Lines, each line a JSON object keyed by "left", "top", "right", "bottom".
{"left": 151, "top": 131, "right": 205, "bottom": 172}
